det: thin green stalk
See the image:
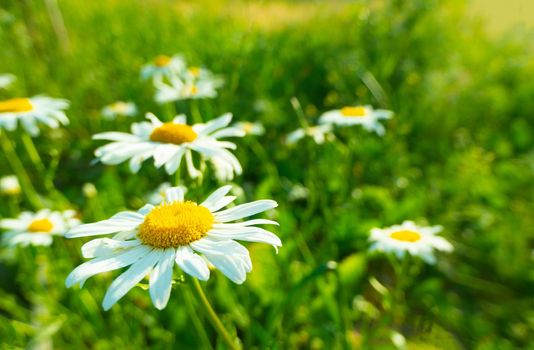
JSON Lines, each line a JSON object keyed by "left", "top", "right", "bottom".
{"left": 20, "top": 133, "right": 69, "bottom": 207}
{"left": 191, "top": 278, "right": 240, "bottom": 350}
{"left": 190, "top": 99, "right": 203, "bottom": 124}
{"left": 183, "top": 285, "right": 215, "bottom": 350}
{"left": 0, "top": 131, "right": 43, "bottom": 209}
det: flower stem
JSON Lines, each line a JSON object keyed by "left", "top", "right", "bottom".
{"left": 0, "top": 131, "right": 43, "bottom": 209}
{"left": 191, "top": 278, "right": 240, "bottom": 350}
{"left": 190, "top": 99, "right": 203, "bottom": 124}
{"left": 20, "top": 133, "right": 69, "bottom": 207}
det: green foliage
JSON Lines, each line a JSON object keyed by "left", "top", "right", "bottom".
{"left": 1, "top": 0, "right": 533, "bottom": 348}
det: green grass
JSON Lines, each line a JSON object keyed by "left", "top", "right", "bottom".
{"left": 1, "top": 0, "right": 533, "bottom": 349}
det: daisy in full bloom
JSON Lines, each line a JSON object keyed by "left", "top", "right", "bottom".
{"left": 234, "top": 121, "right": 265, "bottom": 136}
{"left": 101, "top": 101, "right": 137, "bottom": 120}
{"left": 0, "top": 175, "right": 21, "bottom": 196}
{"left": 369, "top": 220, "right": 453, "bottom": 264}
{"left": 154, "top": 66, "right": 223, "bottom": 103}
{"left": 141, "top": 54, "right": 186, "bottom": 81}
{"left": 0, "top": 96, "right": 69, "bottom": 136}
{"left": 93, "top": 112, "right": 244, "bottom": 179}
{"left": 286, "top": 124, "right": 334, "bottom": 145}
{"left": 319, "top": 105, "right": 393, "bottom": 136}
{"left": 65, "top": 185, "right": 281, "bottom": 310}
{"left": 1, "top": 209, "right": 80, "bottom": 247}
{"left": 0, "top": 74, "right": 16, "bottom": 89}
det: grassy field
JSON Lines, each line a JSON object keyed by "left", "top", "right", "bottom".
{"left": 1, "top": 0, "right": 533, "bottom": 349}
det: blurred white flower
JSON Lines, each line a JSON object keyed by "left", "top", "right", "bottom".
{"left": 1, "top": 209, "right": 80, "bottom": 247}
{"left": 101, "top": 101, "right": 137, "bottom": 120}
{"left": 155, "top": 67, "right": 223, "bottom": 103}
{"left": 0, "top": 175, "right": 21, "bottom": 196}
{"left": 287, "top": 124, "right": 334, "bottom": 144}
{"left": 0, "top": 74, "right": 15, "bottom": 89}
{"left": 66, "top": 185, "right": 281, "bottom": 310}
{"left": 147, "top": 182, "right": 187, "bottom": 205}
{"left": 0, "top": 96, "right": 69, "bottom": 136}
{"left": 287, "top": 184, "right": 309, "bottom": 201}
{"left": 369, "top": 220, "right": 453, "bottom": 264}
{"left": 82, "top": 183, "right": 98, "bottom": 198}
{"left": 234, "top": 121, "right": 265, "bottom": 136}
{"left": 93, "top": 113, "right": 244, "bottom": 179}
{"left": 319, "top": 105, "right": 392, "bottom": 136}
{"left": 141, "top": 54, "right": 186, "bottom": 81}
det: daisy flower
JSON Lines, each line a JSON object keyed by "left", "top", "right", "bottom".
{"left": 101, "top": 101, "right": 137, "bottom": 120}
{"left": 141, "top": 54, "right": 186, "bottom": 81}
{"left": 93, "top": 113, "right": 243, "bottom": 178}
{"left": 286, "top": 124, "right": 334, "bottom": 144}
{"left": 0, "top": 175, "right": 21, "bottom": 196}
{"left": 369, "top": 220, "right": 453, "bottom": 264}
{"left": 1, "top": 209, "right": 80, "bottom": 247}
{"left": 0, "top": 96, "right": 69, "bottom": 136}
{"left": 234, "top": 121, "right": 265, "bottom": 136}
{"left": 154, "top": 67, "right": 223, "bottom": 103}
{"left": 319, "top": 105, "right": 392, "bottom": 136}
{"left": 65, "top": 185, "right": 281, "bottom": 310}
{"left": 93, "top": 112, "right": 244, "bottom": 179}
{"left": 146, "top": 182, "right": 187, "bottom": 205}
{"left": 0, "top": 74, "right": 16, "bottom": 89}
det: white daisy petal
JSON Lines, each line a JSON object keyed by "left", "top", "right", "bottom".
{"left": 200, "top": 185, "right": 232, "bottom": 210}
{"left": 66, "top": 245, "right": 151, "bottom": 287}
{"left": 214, "top": 200, "right": 278, "bottom": 222}
{"left": 102, "top": 249, "right": 161, "bottom": 310}
{"left": 149, "top": 248, "right": 176, "bottom": 310}
{"left": 81, "top": 238, "right": 141, "bottom": 258}
{"left": 165, "top": 187, "right": 184, "bottom": 203}
{"left": 175, "top": 246, "right": 210, "bottom": 281}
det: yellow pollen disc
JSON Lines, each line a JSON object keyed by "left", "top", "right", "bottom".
{"left": 0, "top": 98, "right": 34, "bottom": 113}
{"left": 28, "top": 218, "right": 54, "bottom": 233}
{"left": 149, "top": 123, "right": 198, "bottom": 145}
{"left": 111, "top": 102, "right": 128, "bottom": 113}
{"left": 242, "top": 122, "right": 254, "bottom": 133}
{"left": 390, "top": 230, "right": 421, "bottom": 243}
{"left": 138, "top": 201, "right": 214, "bottom": 248}
{"left": 154, "top": 55, "right": 172, "bottom": 67}
{"left": 190, "top": 85, "right": 199, "bottom": 95}
{"left": 188, "top": 67, "right": 201, "bottom": 77}
{"left": 341, "top": 106, "right": 367, "bottom": 117}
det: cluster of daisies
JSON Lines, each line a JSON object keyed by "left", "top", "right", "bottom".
{"left": 0, "top": 57, "right": 453, "bottom": 311}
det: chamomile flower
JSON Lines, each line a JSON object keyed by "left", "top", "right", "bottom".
{"left": 154, "top": 68, "right": 223, "bottom": 103}
{"left": 101, "top": 101, "right": 137, "bottom": 120}
{"left": 234, "top": 121, "right": 265, "bottom": 136}
{"left": 0, "top": 175, "right": 21, "bottom": 196}
{"left": 1, "top": 209, "right": 80, "bottom": 247}
{"left": 65, "top": 185, "right": 281, "bottom": 310}
{"left": 286, "top": 124, "right": 334, "bottom": 144}
{"left": 0, "top": 96, "right": 69, "bottom": 136}
{"left": 319, "top": 105, "right": 392, "bottom": 136}
{"left": 146, "top": 182, "right": 187, "bottom": 205}
{"left": 369, "top": 220, "right": 453, "bottom": 264}
{"left": 93, "top": 113, "right": 244, "bottom": 179}
{"left": 0, "top": 74, "right": 16, "bottom": 89}
{"left": 141, "top": 54, "right": 186, "bottom": 81}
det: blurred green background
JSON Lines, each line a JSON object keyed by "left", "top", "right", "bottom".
{"left": 1, "top": 0, "right": 533, "bottom": 349}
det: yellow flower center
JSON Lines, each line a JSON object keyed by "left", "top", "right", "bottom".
{"left": 28, "top": 218, "right": 54, "bottom": 233}
{"left": 189, "top": 85, "right": 199, "bottom": 95}
{"left": 389, "top": 230, "right": 421, "bottom": 243}
{"left": 242, "top": 122, "right": 254, "bottom": 133}
{"left": 341, "top": 106, "right": 367, "bottom": 118}
{"left": 0, "top": 98, "right": 34, "bottom": 113}
{"left": 149, "top": 123, "right": 198, "bottom": 145}
{"left": 154, "top": 55, "right": 172, "bottom": 67}
{"left": 188, "top": 67, "right": 201, "bottom": 77}
{"left": 111, "top": 102, "right": 129, "bottom": 113}
{"left": 138, "top": 201, "right": 214, "bottom": 248}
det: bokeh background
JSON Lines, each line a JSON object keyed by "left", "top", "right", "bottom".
{"left": 1, "top": 0, "right": 533, "bottom": 349}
